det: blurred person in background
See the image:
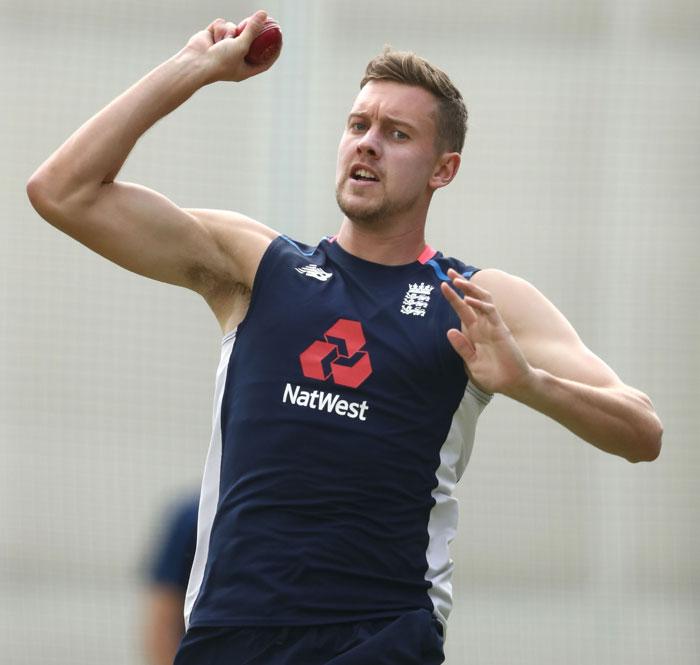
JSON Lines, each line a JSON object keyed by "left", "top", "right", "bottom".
{"left": 27, "top": 10, "right": 662, "bottom": 664}
{"left": 143, "top": 495, "right": 198, "bottom": 665}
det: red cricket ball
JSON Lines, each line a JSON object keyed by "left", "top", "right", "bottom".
{"left": 234, "top": 16, "right": 283, "bottom": 66}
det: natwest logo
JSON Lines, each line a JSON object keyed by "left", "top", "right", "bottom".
{"left": 299, "top": 318, "right": 372, "bottom": 389}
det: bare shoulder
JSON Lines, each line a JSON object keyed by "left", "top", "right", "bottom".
{"left": 185, "top": 208, "right": 279, "bottom": 291}
{"left": 470, "top": 267, "right": 524, "bottom": 292}
{"left": 472, "top": 268, "right": 623, "bottom": 386}
{"left": 471, "top": 268, "right": 579, "bottom": 342}
{"left": 188, "top": 207, "right": 279, "bottom": 249}
{"left": 189, "top": 208, "right": 279, "bottom": 239}
{"left": 471, "top": 269, "right": 545, "bottom": 325}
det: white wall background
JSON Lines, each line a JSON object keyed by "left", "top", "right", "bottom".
{"left": 1, "top": 0, "right": 698, "bottom": 663}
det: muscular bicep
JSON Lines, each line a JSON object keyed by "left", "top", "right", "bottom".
{"left": 64, "top": 181, "right": 213, "bottom": 288}
{"left": 522, "top": 334, "right": 622, "bottom": 389}
{"left": 474, "top": 269, "right": 623, "bottom": 389}
{"left": 31, "top": 178, "right": 276, "bottom": 294}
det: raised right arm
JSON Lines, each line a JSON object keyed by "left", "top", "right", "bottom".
{"left": 26, "top": 13, "right": 279, "bottom": 328}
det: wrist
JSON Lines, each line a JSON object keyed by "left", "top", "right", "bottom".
{"left": 170, "top": 46, "right": 220, "bottom": 88}
{"left": 502, "top": 365, "right": 546, "bottom": 404}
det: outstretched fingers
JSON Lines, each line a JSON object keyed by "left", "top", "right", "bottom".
{"left": 446, "top": 268, "right": 499, "bottom": 320}
{"left": 440, "top": 280, "right": 478, "bottom": 326}
{"left": 447, "top": 268, "right": 491, "bottom": 301}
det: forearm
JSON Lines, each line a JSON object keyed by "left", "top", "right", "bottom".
{"left": 507, "top": 368, "right": 663, "bottom": 462}
{"left": 143, "top": 587, "right": 186, "bottom": 665}
{"left": 28, "top": 48, "right": 210, "bottom": 206}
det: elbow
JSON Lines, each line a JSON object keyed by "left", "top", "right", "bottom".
{"left": 627, "top": 418, "right": 663, "bottom": 463}
{"left": 27, "top": 164, "right": 99, "bottom": 229}
{"left": 26, "top": 171, "right": 83, "bottom": 229}
{"left": 26, "top": 173, "right": 44, "bottom": 209}
{"left": 26, "top": 172, "right": 59, "bottom": 222}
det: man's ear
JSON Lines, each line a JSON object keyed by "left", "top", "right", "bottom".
{"left": 429, "top": 152, "right": 461, "bottom": 191}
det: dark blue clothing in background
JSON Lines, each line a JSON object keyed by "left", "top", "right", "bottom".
{"left": 150, "top": 496, "right": 199, "bottom": 591}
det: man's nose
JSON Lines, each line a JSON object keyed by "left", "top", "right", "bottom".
{"left": 356, "top": 128, "right": 381, "bottom": 158}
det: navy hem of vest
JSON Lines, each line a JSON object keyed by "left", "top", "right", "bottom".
{"left": 187, "top": 608, "right": 421, "bottom": 629}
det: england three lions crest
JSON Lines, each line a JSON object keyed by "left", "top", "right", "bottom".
{"left": 401, "top": 282, "right": 434, "bottom": 317}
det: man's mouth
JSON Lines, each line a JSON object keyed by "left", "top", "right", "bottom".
{"left": 351, "top": 167, "right": 379, "bottom": 182}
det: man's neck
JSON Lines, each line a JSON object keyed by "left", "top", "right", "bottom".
{"left": 334, "top": 219, "right": 428, "bottom": 266}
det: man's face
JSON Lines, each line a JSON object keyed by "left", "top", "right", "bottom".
{"left": 335, "top": 80, "right": 443, "bottom": 227}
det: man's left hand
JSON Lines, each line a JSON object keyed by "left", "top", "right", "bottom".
{"left": 440, "top": 268, "right": 532, "bottom": 397}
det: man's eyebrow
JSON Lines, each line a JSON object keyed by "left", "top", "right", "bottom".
{"left": 385, "top": 115, "right": 419, "bottom": 131}
{"left": 347, "top": 111, "right": 419, "bottom": 132}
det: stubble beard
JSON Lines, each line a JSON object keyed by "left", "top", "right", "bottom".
{"left": 335, "top": 181, "right": 419, "bottom": 228}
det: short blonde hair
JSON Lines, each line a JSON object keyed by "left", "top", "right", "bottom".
{"left": 361, "top": 47, "right": 468, "bottom": 153}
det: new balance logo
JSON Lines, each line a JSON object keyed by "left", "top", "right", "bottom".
{"left": 401, "top": 282, "right": 434, "bottom": 317}
{"left": 295, "top": 264, "right": 333, "bottom": 281}
{"left": 299, "top": 319, "right": 372, "bottom": 389}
